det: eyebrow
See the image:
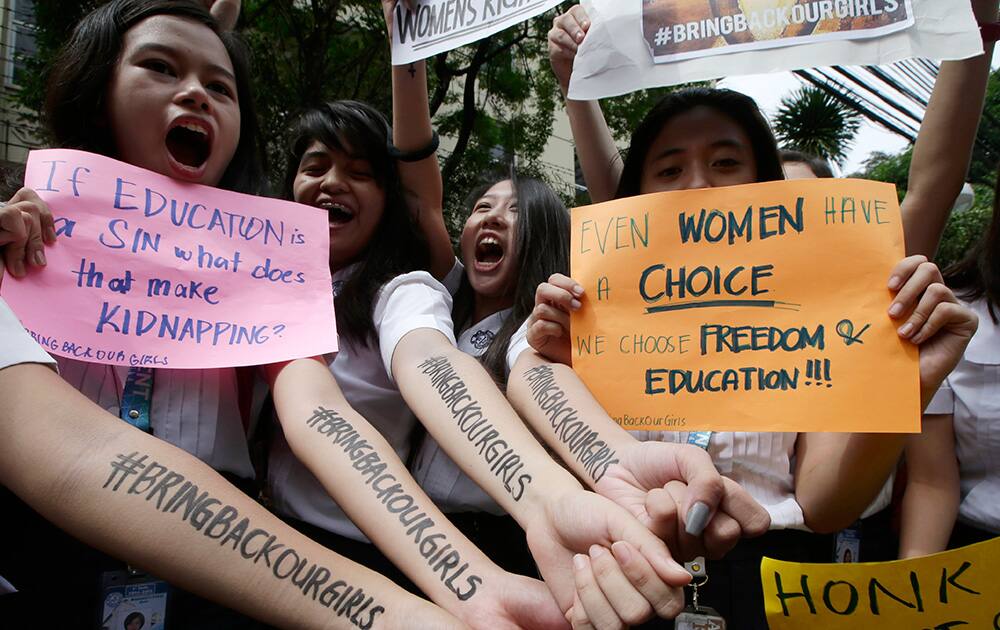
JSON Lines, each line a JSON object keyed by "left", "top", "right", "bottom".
{"left": 131, "top": 42, "right": 237, "bottom": 83}
{"left": 300, "top": 150, "right": 330, "bottom": 162}
{"left": 651, "top": 138, "right": 746, "bottom": 161}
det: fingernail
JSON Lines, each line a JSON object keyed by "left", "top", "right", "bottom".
{"left": 888, "top": 302, "right": 903, "bottom": 318}
{"left": 611, "top": 541, "right": 632, "bottom": 564}
{"left": 589, "top": 544, "right": 607, "bottom": 559}
{"left": 898, "top": 323, "right": 914, "bottom": 338}
{"left": 573, "top": 554, "right": 587, "bottom": 571}
{"left": 570, "top": 299, "right": 582, "bottom": 310}
{"left": 685, "top": 501, "right": 711, "bottom": 536}
{"left": 572, "top": 284, "right": 584, "bottom": 296}
{"left": 12, "top": 260, "right": 24, "bottom": 277}
{"left": 888, "top": 275, "right": 901, "bottom": 290}
{"left": 34, "top": 250, "right": 46, "bottom": 266}
{"left": 575, "top": 31, "right": 584, "bottom": 41}
{"left": 46, "top": 227, "right": 57, "bottom": 242}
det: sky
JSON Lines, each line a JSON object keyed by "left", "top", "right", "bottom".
{"left": 718, "top": 48, "right": 1000, "bottom": 175}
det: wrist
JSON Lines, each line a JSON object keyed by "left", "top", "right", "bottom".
{"left": 517, "top": 470, "right": 583, "bottom": 530}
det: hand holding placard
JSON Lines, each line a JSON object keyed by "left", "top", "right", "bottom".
{"left": 0, "top": 149, "right": 337, "bottom": 369}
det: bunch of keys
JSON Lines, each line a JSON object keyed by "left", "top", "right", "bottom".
{"left": 675, "top": 557, "right": 726, "bottom": 630}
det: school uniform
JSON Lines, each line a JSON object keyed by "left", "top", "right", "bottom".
{"left": 411, "top": 306, "right": 538, "bottom": 577}
{"left": 926, "top": 298, "right": 1000, "bottom": 546}
{"left": 0, "top": 296, "right": 57, "bottom": 371}
{"left": 267, "top": 268, "right": 456, "bottom": 593}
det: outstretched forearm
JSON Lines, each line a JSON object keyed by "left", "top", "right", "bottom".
{"left": 506, "top": 351, "right": 631, "bottom": 488}
{"left": 0, "top": 363, "right": 458, "bottom": 630}
{"left": 269, "top": 358, "right": 517, "bottom": 623}
{"left": 391, "top": 330, "right": 585, "bottom": 527}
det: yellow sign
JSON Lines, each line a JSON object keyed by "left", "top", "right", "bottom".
{"left": 569, "top": 179, "right": 920, "bottom": 432}
{"left": 763, "top": 537, "right": 1000, "bottom": 629}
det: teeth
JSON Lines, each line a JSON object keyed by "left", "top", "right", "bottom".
{"left": 479, "top": 237, "right": 500, "bottom": 246}
{"left": 178, "top": 122, "right": 207, "bottom": 136}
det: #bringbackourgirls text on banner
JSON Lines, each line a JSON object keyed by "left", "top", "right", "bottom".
{"left": 570, "top": 178, "right": 919, "bottom": 433}
{"left": 390, "top": 0, "right": 562, "bottom": 65}
{"left": 568, "top": 0, "right": 982, "bottom": 99}
{"left": 1, "top": 149, "right": 338, "bottom": 369}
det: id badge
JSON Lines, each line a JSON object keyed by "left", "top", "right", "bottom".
{"left": 834, "top": 521, "right": 862, "bottom": 563}
{"left": 676, "top": 606, "right": 727, "bottom": 630}
{"left": 99, "top": 569, "right": 171, "bottom": 630}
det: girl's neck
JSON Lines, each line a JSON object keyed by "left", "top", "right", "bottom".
{"left": 472, "top": 292, "right": 514, "bottom": 326}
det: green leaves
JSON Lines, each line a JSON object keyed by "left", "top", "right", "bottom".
{"left": 773, "top": 86, "right": 861, "bottom": 167}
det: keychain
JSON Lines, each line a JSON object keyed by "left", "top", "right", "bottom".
{"left": 675, "top": 556, "right": 726, "bottom": 630}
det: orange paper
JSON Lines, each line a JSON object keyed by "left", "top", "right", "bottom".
{"left": 570, "top": 179, "right": 920, "bottom": 432}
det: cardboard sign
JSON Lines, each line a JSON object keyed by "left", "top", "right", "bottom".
{"left": 1, "top": 149, "right": 337, "bottom": 369}
{"left": 568, "top": 0, "right": 980, "bottom": 99}
{"left": 390, "top": 0, "right": 562, "bottom": 65}
{"left": 569, "top": 179, "right": 919, "bottom": 432}
{"left": 763, "top": 537, "right": 1000, "bottom": 629}
{"left": 643, "top": 0, "right": 914, "bottom": 64}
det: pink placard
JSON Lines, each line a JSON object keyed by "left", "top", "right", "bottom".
{"left": 1, "top": 149, "right": 338, "bottom": 368}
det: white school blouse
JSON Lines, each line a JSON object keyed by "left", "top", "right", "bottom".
{"left": 926, "top": 297, "right": 1000, "bottom": 534}
{"left": 52, "top": 359, "right": 253, "bottom": 479}
{"left": 411, "top": 308, "right": 513, "bottom": 515}
{"left": 267, "top": 270, "right": 456, "bottom": 541}
{"left": 2, "top": 301, "right": 251, "bottom": 478}
{"left": 0, "top": 297, "right": 56, "bottom": 371}
{"left": 503, "top": 321, "right": 891, "bottom": 530}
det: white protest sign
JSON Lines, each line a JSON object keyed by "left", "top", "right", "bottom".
{"left": 390, "top": 0, "right": 562, "bottom": 65}
{"left": 569, "top": 0, "right": 982, "bottom": 100}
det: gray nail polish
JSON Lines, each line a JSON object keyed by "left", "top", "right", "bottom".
{"left": 685, "top": 501, "right": 711, "bottom": 536}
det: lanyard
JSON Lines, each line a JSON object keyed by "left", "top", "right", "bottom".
{"left": 120, "top": 366, "right": 155, "bottom": 433}
{"left": 687, "top": 431, "right": 712, "bottom": 450}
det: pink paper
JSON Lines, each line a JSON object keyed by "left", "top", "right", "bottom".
{"left": 1, "top": 149, "right": 338, "bottom": 368}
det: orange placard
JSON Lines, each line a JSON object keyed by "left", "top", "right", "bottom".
{"left": 570, "top": 179, "right": 920, "bottom": 432}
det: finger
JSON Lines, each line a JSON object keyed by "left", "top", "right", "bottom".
{"left": 888, "top": 261, "right": 944, "bottom": 320}
{"left": 568, "top": 4, "right": 593, "bottom": 34}
{"left": 569, "top": 593, "right": 596, "bottom": 630}
{"left": 608, "top": 509, "right": 690, "bottom": 586}
{"left": 536, "top": 282, "right": 581, "bottom": 312}
{"left": 897, "top": 282, "right": 955, "bottom": 340}
{"left": 642, "top": 486, "right": 679, "bottom": 542}
{"left": 10, "top": 189, "right": 56, "bottom": 244}
{"left": 911, "top": 299, "right": 974, "bottom": 346}
{"left": 574, "top": 553, "right": 624, "bottom": 630}
{"left": 700, "top": 510, "right": 742, "bottom": 560}
{"left": 21, "top": 208, "right": 45, "bottom": 268}
{"left": 886, "top": 254, "right": 928, "bottom": 291}
{"left": 0, "top": 207, "right": 28, "bottom": 277}
{"left": 535, "top": 303, "right": 571, "bottom": 331}
{"left": 529, "top": 319, "right": 566, "bottom": 342}
{"left": 588, "top": 544, "right": 654, "bottom": 626}
{"left": 670, "top": 445, "right": 725, "bottom": 537}
{"left": 663, "top": 480, "right": 707, "bottom": 562}
{"left": 548, "top": 273, "right": 585, "bottom": 297}
{"left": 610, "top": 541, "right": 684, "bottom": 620}
{"left": 548, "top": 27, "right": 580, "bottom": 54}
{"left": 717, "top": 476, "right": 770, "bottom": 539}
{"left": 554, "top": 10, "right": 588, "bottom": 43}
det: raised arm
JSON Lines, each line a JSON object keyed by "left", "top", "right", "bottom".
{"left": 391, "top": 329, "right": 697, "bottom": 624}
{"left": 902, "top": 0, "right": 998, "bottom": 257}
{"left": 266, "top": 357, "right": 566, "bottom": 630}
{"left": 898, "top": 413, "right": 960, "bottom": 558}
{"left": 549, "top": 5, "right": 622, "bottom": 203}
{"left": 383, "top": 0, "right": 454, "bottom": 280}
{"left": 0, "top": 362, "right": 459, "bottom": 630}
{"left": 795, "top": 256, "right": 978, "bottom": 533}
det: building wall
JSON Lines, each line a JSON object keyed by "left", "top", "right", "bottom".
{"left": 0, "top": 0, "right": 42, "bottom": 170}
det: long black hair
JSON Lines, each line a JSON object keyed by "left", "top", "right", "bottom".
{"left": 615, "top": 87, "right": 785, "bottom": 199}
{"left": 944, "top": 167, "right": 1000, "bottom": 323}
{"left": 452, "top": 173, "right": 570, "bottom": 382}
{"left": 44, "top": 0, "right": 265, "bottom": 195}
{"left": 284, "top": 100, "right": 429, "bottom": 345}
